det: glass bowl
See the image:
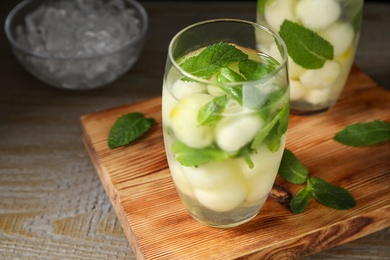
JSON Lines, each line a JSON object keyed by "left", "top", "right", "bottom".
{"left": 4, "top": 0, "right": 148, "bottom": 90}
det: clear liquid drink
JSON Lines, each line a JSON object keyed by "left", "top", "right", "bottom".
{"left": 162, "top": 19, "right": 289, "bottom": 228}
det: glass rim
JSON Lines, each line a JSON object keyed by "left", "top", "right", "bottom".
{"left": 168, "top": 18, "right": 288, "bottom": 86}
{"left": 4, "top": 0, "right": 148, "bottom": 60}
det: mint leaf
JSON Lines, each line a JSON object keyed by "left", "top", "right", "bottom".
{"left": 279, "top": 20, "right": 333, "bottom": 69}
{"left": 290, "top": 187, "right": 314, "bottom": 214}
{"left": 334, "top": 120, "right": 390, "bottom": 147}
{"left": 172, "top": 141, "right": 229, "bottom": 167}
{"left": 108, "top": 113, "right": 155, "bottom": 149}
{"left": 217, "top": 67, "right": 246, "bottom": 82}
{"left": 257, "top": 0, "right": 267, "bottom": 16}
{"left": 278, "top": 149, "right": 309, "bottom": 184}
{"left": 309, "top": 177, "right": 356, "bottom": 210}
{"left": 180, "top": 42, "right": 248, "bottom": 79}
{"left": 235, "top": 143, "right": 255, "bottom": 169}
{"left": 251, "top": 101, "right": 289, "bottom": 150}
{"left": 239, "top": 59, "right": 278, "bottom": 80}
{"left": 216, "top": 67, "right": 244, "bottom": 105}
{"left": 197, "top": 95, "right": 228, "bottom": 126}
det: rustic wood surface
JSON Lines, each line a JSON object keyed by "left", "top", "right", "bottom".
{"left": 80, "top": 65, "right": 390, "bottom": 260}
{"left": 1, "top": 1, "right": 389, "bottom": 259}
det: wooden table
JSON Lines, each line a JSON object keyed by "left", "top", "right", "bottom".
{"left": 0, "top": 1, "right": 389, "bottom": 259}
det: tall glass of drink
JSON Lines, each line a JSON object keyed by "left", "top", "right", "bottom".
{"left": 162, "top": 19, "right": 289, "bottom": 228}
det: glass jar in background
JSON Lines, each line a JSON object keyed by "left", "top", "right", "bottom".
{"left": 162, "top": 19, "right": 289, "bottom": 228}
{"left": 257, "top": 0, "right": 363, "bottom": 114}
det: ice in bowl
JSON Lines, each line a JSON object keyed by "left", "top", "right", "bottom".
{"left": 5, "top": 0, "right": 148, "bottom": 90}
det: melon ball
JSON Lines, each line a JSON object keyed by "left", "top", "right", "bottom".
{"left": 239, "top": 140, "right": 285, "bottom": 202}
{"left": 170, "top": 93, "right": 214, "bottom": 148}
{"left": 215, "top": 114, "right": 263, "bottom": 153}
{"left": 264, "top": 0, "right": 296, "bottom": 32}
{"left": 289, "top": 79, "right": 306, "bottom": 101}
{"left": 182, "top": 160, "right": 237, "bottom": 190}
{"left": 304, "top": 88, "right": 331, "bottom": 105}
{"left": 169, "top": 160, "right": 194, "bottom": 197}
{"left": 296, "top": 0, "right": 341, "bottom": 31}
{"left": 288, "top": 57, "right": 305, "bottom": 79}
{"left": 171, "top": 79, "right": 207, "bottom": 100}
{"left": 194, "top": 180, "right": 247, "bottom": 212}
{"left": 299, "top": 60, "right": 341, "bottom": 89}
{"left": 319, "top": 22, "right": 355, "bottom": 57}
{"left": 162, "top": 86, "right": 179, "bottom": 127}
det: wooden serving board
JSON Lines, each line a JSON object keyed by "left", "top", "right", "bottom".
{"left": 80, "top": 66, "right": 390, "bottom": 260}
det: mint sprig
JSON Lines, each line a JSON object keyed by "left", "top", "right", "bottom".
{"left": 108, "top": 113, "right": 155, "bottom": 149}
{"left": 309, "top": 177, "right": 357, "bottom": 210}
{"left": 278, "top": 149, "right": 308, "bottom": 184}
{"left": 251, "top": 101, "right": 289, "bottom": 151}
{"left": 279, "top": 20, "right": 333, "bottom": 69}
{"left": 172, "top": 140, "right": 230, "bottom": 167}
{"left": 290, "top": 186, "right": 314, "bottom": 214}
{"left": 279, "top": 149, "right": 356, "bottom": 213}
{"left": 197, "top": 95, "right": 228, "bottom": 126}
{"left": 180, "top": 42, "right": 248, "bottom": 79}
{"left": 334, "top": 120, "right": 390, "bottom": 147}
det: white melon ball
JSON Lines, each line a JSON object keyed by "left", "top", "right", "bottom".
{"left": 182, "top": 160, "right": 237, "bottom": 190}
{"left": 170, "top": 93, "right": 214, "bottom": 148}
{"left": 319, "top": 22, "right": 355, "bottom": 57}
{"left": 299, "top": 60, "right": 341, "bottom": 89}
{"left": 194, "top": 180, "right": 247, "bottom": 212}
{"left": 264, "top": 0, "right": 296, "bottom": 32}
{"left": 171, "top": 79, "right": 207, "bottom": 100}
{"left": 239, "top": 140, "right": 285, "bottom": 202}
{"left": 289, "top": 79, "right": 306, "bottom": 101}
{"left": 296, "top": 0, "right": 341, "bottom": 31}
{"left": 304, "top": 88, "right": 331, "bottom": 105}
{"left": 215, "top": 114, "right": 263, "bottom": 153}
{"left": 162, "top": 86, "right": 179, "bottom": 127}
{"left": 169, "top": 160, "right": 194, "bottom": 197}
{"left": 288, "top": 57, "right": 305, "bottom": 79}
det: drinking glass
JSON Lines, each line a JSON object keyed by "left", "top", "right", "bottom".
{"left": 162, "top": 19, "right": 289, "bottom": 228}
{"left": 257, "top": 0, "right": 363, "bottom": 114}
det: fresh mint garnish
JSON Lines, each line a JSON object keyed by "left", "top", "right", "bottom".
{"left": 197, "top": 95, "right": 228, "bottom": 126}
{"left": 278, "top": 149, "right": 309, "bottom": 184}
{"left": 239, "top": 59, "right": 278, "bottom": 80}
{"left": 217, "top": 67, "right": 246, "bottom": 82}
{"left": 180, "top": 42, "right": 248, "bottom": 79}
{"left": 108, "top": 112, "right": 155, "bottom": 149}
{"left": 251, "top": 101, "right": 289, "bottom": 150}
{"left": 279, "top": 20, "right": 334, "bottom": 69}
{"left": 309, "top": 177, "right": 357, "bottom": 210}
{"left": 334, "top": 120, "right": 390, "bottom": 146}
{"left": 278, "top": 149, "right": 356, "bottom": 213}
{"left": 290, "top": 187, "right": 314, "bottom": 214}
{"left": 172, "top": 140, "right": 230, "bottom": 167}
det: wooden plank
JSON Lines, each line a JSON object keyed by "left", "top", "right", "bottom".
{"left": 80, "top": 66, "right": 390, "bottom": 260}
